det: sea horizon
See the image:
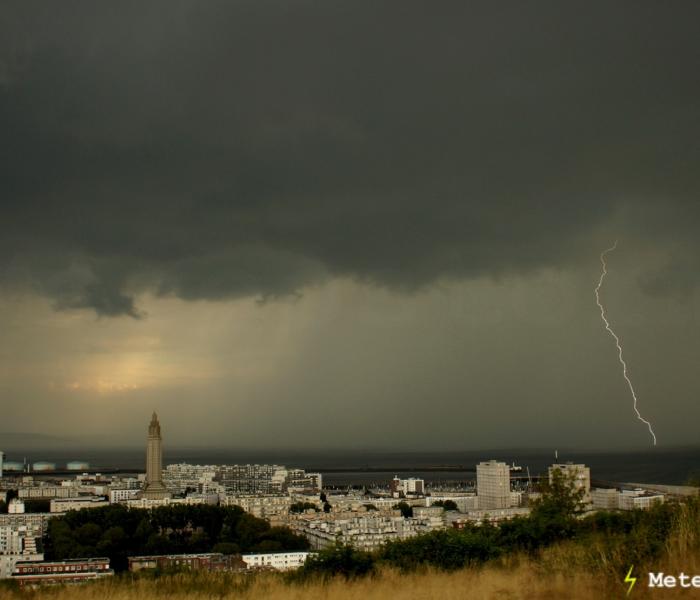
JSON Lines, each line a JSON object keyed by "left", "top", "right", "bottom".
{"left": 3, "top": 445, "right": 698, "bottom": 486}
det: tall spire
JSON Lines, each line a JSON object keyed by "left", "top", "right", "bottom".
{"left": 148, "top": 412, "right": 161, "bottom": 438}
{"left": 141, "top": 412, "right": 170, "bottom": 500}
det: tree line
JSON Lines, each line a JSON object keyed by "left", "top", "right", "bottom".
{"left": 296, "top": 470, "right": 688, "bottom": 580}
{"left": 43, "top": 504, "right": 309, "bottom": 571}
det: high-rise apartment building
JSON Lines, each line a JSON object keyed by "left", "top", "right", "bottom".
{"left": 389, "top": 476, "right": 425, "bottom": 497}
{"left": 476, "top": 460, "right": 511, "bottom": 509}
{"left": 141, "top": 413, "right": 171, "bottom": 500}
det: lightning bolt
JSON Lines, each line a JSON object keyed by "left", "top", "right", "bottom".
{"left": 595, "top": 241, "right": 657, "bottom": 446}
{"left": 624, "top": 565, "right": 637, "bottom": 596}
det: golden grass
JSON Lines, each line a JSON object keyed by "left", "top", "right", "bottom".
{"left": 4, "top": 499, "right": 700, "bottom": 600}
{"left": 0, "top": 566, "right": 610, "bottom": 600}
{"left": 3, "top": 553, "right": 700, "bottom": 600}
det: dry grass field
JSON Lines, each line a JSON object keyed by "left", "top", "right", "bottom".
{"left": 2, "top": 548, "right": 700, "bottom": 600}
{"left": 3, "top": 499, "right": 699, "bottom": 600}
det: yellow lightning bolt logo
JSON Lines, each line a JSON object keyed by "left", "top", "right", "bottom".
{"left": 625, "top": 566, "right": 637, "bottom": 596}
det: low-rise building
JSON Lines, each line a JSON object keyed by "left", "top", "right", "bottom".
{"left": 242, "top": 551, "right": 312, "bottom": 571}
{"left": 0, "top": 554, "right": 43, "bottom": 579}
{"left": 128, "top": 553, "right": 245, "bottom": 572}
{"left": 0, "top": 513, "right": 54, "bottom": 532}
{"left": 592, "top": 488, "right": 620, "bottom": 510}
{"left": 427, "top": 494, "right": 479, "bottom": 512}
{"left": 619, "top": 489, "right": 665, "bottom": 511}
{"left": 109, "top": 488, "right": 140, "bottom": 504}
{"left": 12, "top": 558, "right": 112, "bottom": 586}
{"left": 18, "top": 486, "right": 78, "bottom": 500}
{"left": 591, "top": 488, "right": 666, "bottom": 511}
{"left": 412, "top": 506, "right": 447, "bottom": 520}
{"left": 50, "top": 497, "right": 109, "bottom": 513}
{"left": 124, "top": 494, "right": 217, "bottom": 510}
{"left": 451, "top": 507, "right": 531, "bottom": 527}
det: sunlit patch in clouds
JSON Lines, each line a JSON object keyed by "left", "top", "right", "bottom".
{"left": 63, "top": 379, "right": 142, "bottom": 394}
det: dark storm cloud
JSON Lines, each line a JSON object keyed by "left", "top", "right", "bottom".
{"left": 1, "top": 1, "right": 699, "bottom": 315}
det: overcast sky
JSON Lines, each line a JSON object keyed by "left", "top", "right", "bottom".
{"left": 1, "top": 1, "right": 699, "bottom": 450}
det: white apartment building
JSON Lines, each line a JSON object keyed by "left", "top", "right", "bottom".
{"left": 18, "top": 486, "right": 78, "bottom": 499}
{"left": 222, "top": 495, "right": 292, "bottom": 519}
{"left": 477, "top": 461, "right": 511, "bottom": 509}
{"left": 451, "top": 507, "right": 531, "bottom": 526}
{"left": 619, "top": 489, "right": 665, "bottom": 511}
{"left": 389, "top": 477, "right": 425, "bottom": 498}
{"left": 0, "top": 514, "right": 53, "bottom": 532}
{"left": 50, "top": 497, "right": 109, "bottom": 513}
{"left": 0, "top": 523, "right": 41, "bottom": 556}
{"left": 109, "top": 489, "right": 140, "bottom": 504}
{"left": 0, "top": 526, "right": 24, "bottom": 554}
{"left": 241, "top": 551, "right": 312, "bottom": 571}
{"left": 164, "top": 463, "right": 320, "bottom": 495}
{"left": 592, "top": 488, "right": 620, "bottom": 510}
{"left": 427, "top": 494, "right": 479, "bottom": 512}
{"left": 591, "top": 487, "right": 665, "bottom": 511}
{"left": 124, "top": 494, "right": 217, "bottom": 510}
{"left": 412, "top": 506, "right": 447, "bottom": 520}
{"left": 290, "top": 512, "right": 445, "bottom": 551}
{"left": 8, "top": 500, "right": 25, "bottom": 514}
{"left": 163, "top": 464, "right": 218, "bottom": 495}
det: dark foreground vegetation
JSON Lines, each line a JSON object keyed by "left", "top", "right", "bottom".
{"left": 296, "top": 471, "right": 697, "bottom": 581}
{"left": 43, "top": 504, "right": 309, "bottom": 571}
{"left": 0, "top": 472, "right": 697, "bottom": 599}
{"left": 6, "top": 471, "right": 693, "bottom": 596}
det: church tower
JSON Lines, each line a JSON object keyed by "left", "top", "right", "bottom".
{"left": 141, "top": 412, "right": 171, "bottom": 499}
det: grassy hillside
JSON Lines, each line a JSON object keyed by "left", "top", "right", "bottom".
{"left": 1, "top": 548, "right": 700, "bottom": 600}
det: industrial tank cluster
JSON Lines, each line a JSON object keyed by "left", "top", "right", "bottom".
{"left": 1, "top": 461, "right": 90, "bottom": 472}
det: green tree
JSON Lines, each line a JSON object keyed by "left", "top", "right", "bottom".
{"left": 290, "top": 501, "right": 318, "bottom": 513}
{"left": 75, "top": 523, "right": 102, "bottom": 547}
{"left": 43, "top": 504, "right": 308, "bottom": 571}
{"left": 393, "top": 502, "right": 413, "bottom": 518}
{"left": 432, "top": 500, "right": 458, "bottom": 511}
{"left": 532, "top": 468, "right": 587, "bottom": 520}
{"left": 380, "top": 529, "right": 501, "bottom": 571}
{"left": 253, "top": 539, "right": 283, "bottom": 552}
{"left": 296, "top": 543, "right": 374, "bottom": 580}
{"left": 23, "top": 499, "right": 51, "bottom": 513}
{"left": 212, "top": 542, "right": 240, "bottom": 555}
{"left": 234, "top": 512, "right": 270, "bottom": 549}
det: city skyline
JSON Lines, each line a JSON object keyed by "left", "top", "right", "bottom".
{"left": 1, "top": 2, "right": 700, "bottom": 449}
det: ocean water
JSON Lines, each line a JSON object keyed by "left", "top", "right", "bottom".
{"left": 2, "top": 446, "right": 699, "bottom": 486}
